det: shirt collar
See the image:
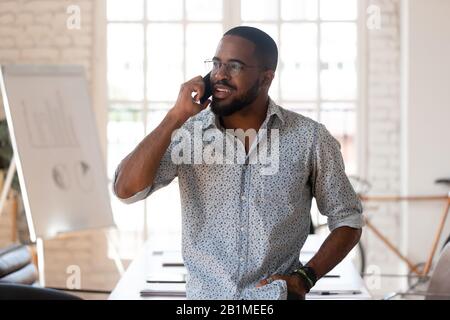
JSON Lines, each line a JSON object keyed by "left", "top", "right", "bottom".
{"left": 201, "top": 97, "right": 285, "bottom": 131}
{"left": 267, "top": 98, "right": 285, "bottom": 125}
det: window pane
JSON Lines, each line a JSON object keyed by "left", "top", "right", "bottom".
{"left": 295, "top": 109, "right": 318, "bottom": 121}
{"left": 320, "top": 103, "right": 356, "bottom": 137}
{"left": 107, "top": 0, "right": 143, "bottom": 21}
{"left": 147, "top": 107, "right": 171, "bottom": 133}
{"left": 320, "top": 23, "right": 357, "bottom": 100}
{"left": 281, "top": 0, "right": 318, "bottom": 21}
{"left": 108, "top": 24, "right": 144, "bottom": 100}
{"left": 241, "top": 23, "right": 279, "bottom": 44}
{"left": 284, "top": 103, "right": 317, "bottom": 120}
{"left": 186, "top": 23, "right": 223, "bottom": 79}
{"left": 146, "top": 180, "right": 182, "bottom": 236}
{"left": 108, "top": 141, "right": 143, "bottom": 180}
{"left": 320, "top": 0, "right": 357, "bottom": 20}
{"left": 109, "top": 183, "right": 145, "bottom": 232}
{"left": 108, "top": 181, "right": 145, "bottom": 260}
{"left": 242, "top": 0, "right": 278, "bottom": 21}
{"left": 107, "top": 104, "right": 144, "bottom": 179}
{"left": 186, "top": 0, "right": 222, "bottom": 21}
{"left": 147, "top": 24, "right": 184, "bottom": 101}
{"left": 147, "top": 0, "right": 183, "bottom": 21}
{"left": 280, "top": 23, "right": 317, "bottom": 100}
{"left": 320, "top": 104, "right": 356, "bottom": 174}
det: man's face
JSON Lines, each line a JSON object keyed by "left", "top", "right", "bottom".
{"left": 209, "top": 35, "right": 264, "bottom": 117}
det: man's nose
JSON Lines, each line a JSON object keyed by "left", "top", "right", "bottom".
{"left": 213, "top": 64, "right": 230, "bottom": 81}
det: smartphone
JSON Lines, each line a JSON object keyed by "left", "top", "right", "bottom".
{"left": 200, "top": 72, "right": 212, "bottom": 104}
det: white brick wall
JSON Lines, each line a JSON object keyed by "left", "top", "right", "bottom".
{"left": 0, "top": 0, "right": 118, "bottom": 294}
{"left": 0, "top": 0, "right": 100, "bottom": 122}
{"left": 363, "top": 0, "right": 405, "bottom": 295}
{"left": 0, "top": 0, "right": 93, "bottom": 71}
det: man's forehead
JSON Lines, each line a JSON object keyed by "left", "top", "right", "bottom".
{"left": 214, "top": 35, "right": 256, "bottom": 63}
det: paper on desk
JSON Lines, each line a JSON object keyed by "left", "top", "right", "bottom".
{"left": 140, "top": 282, "right": 186, "bottom": 297}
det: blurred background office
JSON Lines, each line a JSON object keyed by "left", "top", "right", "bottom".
{"left": 0, "top": 0, "right": 449, "bottom": 299}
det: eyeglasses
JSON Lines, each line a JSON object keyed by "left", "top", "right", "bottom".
{"left": 204, "top": 59, "right": 260, "bottom": 77}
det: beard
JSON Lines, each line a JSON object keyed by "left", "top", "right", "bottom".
{"left": 210, "top": 79, "right": 260, "bottom": 117}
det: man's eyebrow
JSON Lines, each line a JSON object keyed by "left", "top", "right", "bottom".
{"left": 212, "top": 57, "right": 248, "bottom": 66}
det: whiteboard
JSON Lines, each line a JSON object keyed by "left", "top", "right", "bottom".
{"left": 0, "top": 65, "right": 114, "bottom": 241}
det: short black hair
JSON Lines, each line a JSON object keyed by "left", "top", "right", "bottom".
{"left": 224, "top": 26, "right": 278, "bottom": 71}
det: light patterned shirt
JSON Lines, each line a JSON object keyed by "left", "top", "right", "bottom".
{"left": 113, "top": 98, "right": 364, "bottom": 300}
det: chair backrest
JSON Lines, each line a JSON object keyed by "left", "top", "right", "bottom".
{"left": 0, "top": 244, "right": 38, "bottom": 285}
{"left": 426, "top": 243, "right": 450, "bottom": 300}
{"left": 0, "top": 283, "right": 82, "bottom": 300}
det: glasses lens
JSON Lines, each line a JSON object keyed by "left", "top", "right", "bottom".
{"left": 204, "top": 60, "right": 245, "bottom": 76}
{"left": 227, "top": 62, "right": 242, "bottom": 76}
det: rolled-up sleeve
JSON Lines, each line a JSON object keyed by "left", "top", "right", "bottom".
{"left": 112, "top": 141, "right": 178, "bottom": 204}
{"left": 311, "top": 123, "right": 364, "bottom": 232}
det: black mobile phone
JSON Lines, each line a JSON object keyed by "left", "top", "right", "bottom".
{"left": 200, "top": 72, "right": 212, "bottom": 104}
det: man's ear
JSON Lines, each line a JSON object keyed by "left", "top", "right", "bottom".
{"left": 260, "top": 70, "right": 275, "bottom": 90}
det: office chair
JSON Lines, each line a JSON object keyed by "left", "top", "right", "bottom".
{"left": 0, "top": 244, "right": 81, "bottom": 299}
{"left": 0, "top": 244, "right": 37, "bottom": 285}
{"left": 385, "top": 243, "right": 450, "bottom": 300}
{"left": 0, "top": 283, "right": 82, "bottom": 300}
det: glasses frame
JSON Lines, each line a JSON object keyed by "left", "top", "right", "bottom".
{"left": 204, "top": 59, "right": 261, "bottom": 77}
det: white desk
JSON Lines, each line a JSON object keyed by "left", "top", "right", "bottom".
{"left": 109, "top": 234, "right": 371, "bottom": 300}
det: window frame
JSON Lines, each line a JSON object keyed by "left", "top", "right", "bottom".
{"left": 105, "top": 0, "right": 367, "bottom": 240}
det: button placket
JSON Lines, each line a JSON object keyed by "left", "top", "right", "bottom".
{"left": 238, "top": 163, "right": 250, "bottom": 275}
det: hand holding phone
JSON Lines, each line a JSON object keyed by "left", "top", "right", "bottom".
{"left": 170, "top": 73, "right": 212, "bottom": 125}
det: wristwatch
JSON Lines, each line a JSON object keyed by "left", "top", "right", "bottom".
{"left": 291, "top": 266, "right": 318, "bottom": 293}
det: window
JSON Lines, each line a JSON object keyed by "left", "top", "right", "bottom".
{"left": 106, "top": 0, "right": 360, "bottom": 253}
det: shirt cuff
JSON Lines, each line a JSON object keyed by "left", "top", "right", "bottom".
{"left": 327, "top": 212, "right": 365, "bottom": 232}
{"left": 115, "top": 185, "right": 152, "bottom": 204}
{"left": 112, "top": 165, "right": 152, "bottom": 204}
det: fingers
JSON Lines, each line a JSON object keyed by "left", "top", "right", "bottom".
{"left": 256, "top": 274, "right": 307, "bottom": 299}
{"left": 174, "top": 76, "right": 210, "bottom": 117}
{"left": 181, "top": 76, "right": 205, "bottom": 103}
{"left": 256, "top": 274, "right": 286, "bottom": 288}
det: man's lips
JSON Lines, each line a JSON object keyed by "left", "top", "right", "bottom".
{"left": 213, "top": 85, "right": 234, "bottom": 99}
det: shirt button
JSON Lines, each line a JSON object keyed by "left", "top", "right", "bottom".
{"left": 240, "top": 257, "right": 244, "bottom": 263}
{"left": 240, "top": 227, "right": 244, "bottom": 232}
{"left": 241, "top": 195, "right": 246, "bottom": 201}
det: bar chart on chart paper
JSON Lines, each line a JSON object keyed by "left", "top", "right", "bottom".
{"left": 0, "top": 65, "right": 114, "bottom": 240}
{"left": 21, "top": 91, "right": 79, "bottom": 149}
